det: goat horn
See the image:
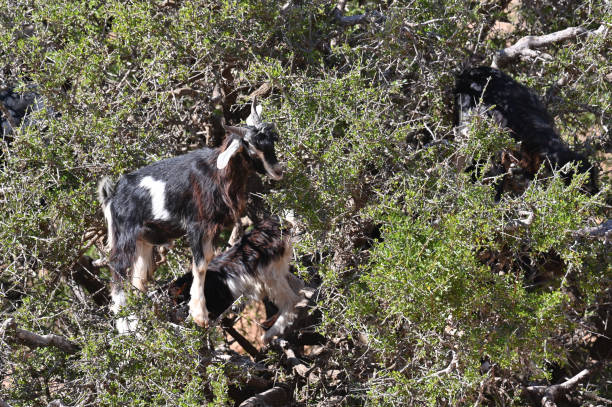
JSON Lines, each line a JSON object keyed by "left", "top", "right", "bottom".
{"left": 249, "top": 96, "right": 262, "bottom": 126}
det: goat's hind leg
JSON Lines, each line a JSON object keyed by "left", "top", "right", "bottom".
{"left": 110, "top": 240, "right": 145, "bottom": 334}
{"left": 131, "top": 239, "right": 154, "bottom": 292}
{"left": 262, "top": 253, "right": 303, "bottom": 343}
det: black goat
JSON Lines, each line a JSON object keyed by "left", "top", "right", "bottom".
{"left": 454, "top": 66, "right": 597, "bottom": 195}
{"left": 98, "top": 101, "right": 283, "bottom": 332}
{"left": 169, "top": 217, "right": 303, "bottom": 344}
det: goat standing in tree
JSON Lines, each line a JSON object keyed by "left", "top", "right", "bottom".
{"left": 454, "top": 66, "right": 598, "bottom": 197}
{"left": 98, "top": 100, "right": 283, "bottom": 332}
{"left": 169, "top": 217, "right": 305, "bottom": 344}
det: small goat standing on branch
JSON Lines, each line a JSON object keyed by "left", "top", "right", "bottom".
{"left": 98, "top": 100, "right": 283, "bottom": 332}
{"left": 170, "top": 217, "right": 304, "bottom": 344}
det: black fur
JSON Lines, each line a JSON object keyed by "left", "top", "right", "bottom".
{"left": 454, "top": 66, "right": 597, "bottom": 193}
{"left": 204, "top": 217, "right": 290, "bottom": 318}
{"left": 99, "top": 112, "right": 283, "bottom": 330}
{"left": 166, "top": 217, "right": 301, "bottom": 342}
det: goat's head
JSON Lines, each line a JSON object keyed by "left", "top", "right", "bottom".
{"left": 218, "top": 99, "right": 283, "bottom": 181}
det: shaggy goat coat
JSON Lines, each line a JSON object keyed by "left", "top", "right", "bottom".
{"left": 454, "top": 66, "right": 597, "bottom": 193}
{"left": 169, "top": 217, "right": 302, "bottom": 343}
{"left": 98, "top": 102, "right": 283, "bottom": 331}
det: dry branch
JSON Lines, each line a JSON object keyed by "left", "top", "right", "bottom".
{"left": 1, "top": 318, "right": 80, "bottom": 354}
{"left": 221, "top": 318, "right": 264, "bottom": 361}
{"left": 276, "top": 339, "right": 310, "bottom": 377}
{"left": 332, "top": 0, "right": 382, "bottom": 26}
{"left": 526, "top": 362, "right": 604, "bottom": 407}
{"left": 503, "top": 210, "right": 534, "bottom": 232}
{"left": 573, "top": 219, "right": 612, "bottom": 242}
{"left": 416, "top": 350, "right": 459, "bottom": 383}
{"left": 492, "top": 25, "right": 608, "bottom": 68}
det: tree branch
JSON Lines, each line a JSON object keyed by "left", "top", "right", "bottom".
{"left": 1, "top": 318, "right": 80, "bottom": 354}
{"left": 332, "top": 1, "right": 382, "bottom": 26}
{"left": 502, "top": 210, "right": 534, "bottom": 232}
{"left": 492, "top": 25, "right": 608, "bottom": 68}
{"left": 526, "top": 362, "right": 604, "bottom": 407}
{"left": 573, "top": 219, "right": 612, "bottom": 242}
{"left": 221, "top": 318, "right": 264, "bottom": 361}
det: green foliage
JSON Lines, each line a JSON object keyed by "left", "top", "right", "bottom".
{"left": 0, "top": 0, "right": 609, "bottom": 405}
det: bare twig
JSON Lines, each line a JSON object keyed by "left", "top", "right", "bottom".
{"left": 276, "top": 339, "right": 310, "bottom": 377}
{"left": 526, "top": 362, "right": 603, "bottom": 407}
{"left": 0, "top": 100, "right": 17, "bottom": 129}
{"left": 417, "top": 350, "right": 458, "bottom": 382}
{"left": 221, "top": 318, "right": 263, "bottom": 361}
{"left": 1, "top": 318, "right": 80, "bottom": 354}
{"left": 492, "top": 25, "right": 608, "bottom": 68}
{"left": 580, "top": 390, "right": 612, "bottom": 405}
{"left": 503, "top": 210, "right": 534, "bottom": 232}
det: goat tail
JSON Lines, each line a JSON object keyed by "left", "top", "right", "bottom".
{"left": 98, "top": 177, "right": 116, "bottom": 251}
{"left": 97, "top": 177, "right": 115, "bottom": 208}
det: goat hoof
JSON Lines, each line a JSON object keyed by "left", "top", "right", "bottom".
{"left": 189, "top": 308, "right": 209, "bottom": 328}
{"left": 192, "top": 316, "right": 208, "bottom": 328}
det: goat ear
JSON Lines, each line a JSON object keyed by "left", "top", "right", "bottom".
{"left": 217, "top": 139, "right": 242, "bottom": 169}
{"left": 223, "top": 123, "right": 249, "bottom": 138}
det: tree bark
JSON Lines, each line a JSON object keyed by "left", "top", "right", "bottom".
{"left": 492, "top": 25, "right": 607, "bottom": 68}
{"left": 1, "top": 318, "right": 80, "bottom": 354}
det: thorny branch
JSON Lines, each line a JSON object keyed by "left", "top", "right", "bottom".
{"left": 503, "top": 210, "right": 534, "bottom": 232}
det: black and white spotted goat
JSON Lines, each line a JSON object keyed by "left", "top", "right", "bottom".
{"left": 454, "top": 66, "right": 597, "bottom": 195}
{"left": 171, "top": 217, "right": 304, "bottom": 344}
{"left": 98, "top": 100, "right": 283, "bottom": 332}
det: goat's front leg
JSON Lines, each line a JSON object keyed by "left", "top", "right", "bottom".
{"left": 188, "top": 228, "right": 214, "bottom": 327}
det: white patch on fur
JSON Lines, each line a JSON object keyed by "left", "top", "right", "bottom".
{"left": 227, "top": 272, "right": 264, "bottom": 301}
{"left": 132, "top": 240, "right": 154, "bottom": 291}
{"left": 260, "top": 241, "right": 301, "bottom": 343}
{"left": 103, "top": 202, "right": 114, "bottom": 251}
{"left": 470, "top": 82, "right": 482, "bottom": 92}
{"left": 246, "top": 104, "right": 263, "bottom": 126}
{"left": 110, "top": 289, "right": 139, "bottom": 334}
{"left": 217, "top": 139, "right": 242, "bottom": 169}
{"left": 139, "top": 176, "right": 170, "bottom": 220}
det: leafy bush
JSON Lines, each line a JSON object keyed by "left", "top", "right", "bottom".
{"left": 1, "top": 0, "right": 609, "bottom": 405}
